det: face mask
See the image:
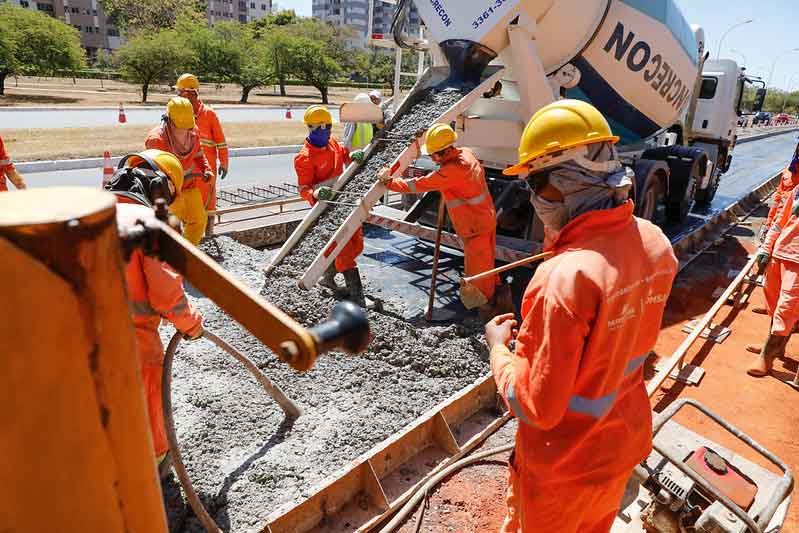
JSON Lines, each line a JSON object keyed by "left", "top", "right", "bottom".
{"left": 530, "top": 192, "right": 570, "bottom": 231}
{"left": 308, "top": 126, "right": 332, "bottom": 147}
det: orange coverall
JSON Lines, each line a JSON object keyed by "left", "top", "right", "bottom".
{"left": 387, "top": 147, "right": 499, "bottom": 301}
{"left": 760, "top": 185, "right": 799, "bottom": 335}
{"left": 195, "top": 102, "right": 228, "bottom": 210}
{"left": 765, "top": 168, "right": 799, "bottom": 230}
{"left": 0, "top": 136, "right": 24, "bottom": 191}
{"left": 145, "top": 124, "right": 211, "bottom": 244}
{"left": 126, "top": 248, "right": 203, "bottom": 458}
{"left": 294, "top": 138, "right": 364, "bottom": 272}
{"left": 491, "top": 201, "right": 678, "bottom": 532}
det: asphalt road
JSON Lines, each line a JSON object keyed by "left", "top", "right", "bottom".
{"left": 2, "top": 105, "right": 340, "bottom": 129}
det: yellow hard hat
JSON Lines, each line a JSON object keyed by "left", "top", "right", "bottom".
{"left": 126, "top": 149, "right": 184, "bottom": 192}
{"left": 166, "top": 97, "right": 195, "bottom": 129}
{"left": 303, "top": 105, "right": 333, "bottom": 126}
{"left": 175, "top": 73, "right": 200, "bottom": 91}
{"left": 423, "top": 123, "right": 458, "bottom": 155}
{"left": 503, "top": 99, "right": 619, "bottom": 176}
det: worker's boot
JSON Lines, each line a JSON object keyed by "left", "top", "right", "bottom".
{"left": 747, "top": 333, "right": 790, "bottom": 377}
{"left": 319, "top": 264, "right": 346, "bottom": 295}
{"left": 751, "top": 305, "right": 768, "bottom": 315}
{"left": 343, "top": 268, "right": 366, "bottom": 308}
{"left": 745, "top": 342, "right": 762, "bottom": 354}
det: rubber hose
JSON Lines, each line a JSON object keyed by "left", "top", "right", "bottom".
{"left": 163, "top": 332, "right": 222, "bottom": 532}
{"left": 379, "top": 443, "right": 515, "bottom": 532}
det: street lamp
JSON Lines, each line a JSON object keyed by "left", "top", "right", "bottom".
{"left": 768, "top": 48, "right": 799, "bottom": 88}
{"left": 729, "top": 48, "right": 747, "bottom": 66}
{"left": 715, "top": 19, "right": 753, "bottom": 59}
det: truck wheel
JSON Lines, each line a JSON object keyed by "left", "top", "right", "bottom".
{"left": 667, "top": 175, "right": 695, "bottom": 223}
{"left": 636, "top": 170, "right": 665, "bottom": 223}
{"left": 694, "top": 166, "right": 719, "bottom": 205}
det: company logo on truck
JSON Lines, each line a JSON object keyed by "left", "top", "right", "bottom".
{"left": 603, "top": 22, "right": 691, "bottom": 112}
{"left": 428, "top": 0, "right": 452, "bottom": 27}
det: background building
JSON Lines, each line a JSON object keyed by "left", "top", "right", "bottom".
{"left": 312, "top": 0, "right": 420, "bottom": 49}
{"left": 7, "top": 0, "right": 273, "bottom": 57}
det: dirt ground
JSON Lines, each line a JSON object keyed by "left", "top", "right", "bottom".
{"left": 0, "top": 76, "right": 381, "bottom": 107}
{"left": 389, "top": 206, "right": 799, "bottom": 533}
{"left": 1, "top": 121, "right": 345, "bottom": 161}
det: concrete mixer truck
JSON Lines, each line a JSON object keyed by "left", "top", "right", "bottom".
{"left": 386, "top": 0, "right": 749, "bottom": 236}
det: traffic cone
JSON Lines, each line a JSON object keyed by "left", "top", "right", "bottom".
{"left": 118, "top": 102, "right": 127, "bottom": 124}
{"left": 102, "top": 151, "right": 113, "bottom": 186}
{"left": 285, "top": 106, "right": 292, "bottom": 119}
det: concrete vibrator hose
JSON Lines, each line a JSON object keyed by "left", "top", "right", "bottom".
{"left": 162, "top": 331, "right": 302, "bottom": 532}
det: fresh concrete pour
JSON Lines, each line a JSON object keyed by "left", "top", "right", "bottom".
{"left": 164, "top": 89, "right": 491, "bottom": 532}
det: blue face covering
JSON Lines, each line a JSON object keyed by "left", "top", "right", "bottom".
{"left": 308, "top": 126, "right": 332, "bottom": 147}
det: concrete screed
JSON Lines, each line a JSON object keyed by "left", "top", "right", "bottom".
{"left": 163, "top": 89, "right": 492, "bottom": 532}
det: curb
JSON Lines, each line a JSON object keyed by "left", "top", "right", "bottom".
{"left": 737, "top": 127, "right": 799, "bottom": 144}
{"left": 17, "top": 145, "right": 303, "bottom": 173}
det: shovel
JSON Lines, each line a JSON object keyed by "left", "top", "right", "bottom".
{"left": 426, "top": 197, "right": 447, "bottom": 321}
{"left": 459, "top": 251, "right": 554, "bottom": 309}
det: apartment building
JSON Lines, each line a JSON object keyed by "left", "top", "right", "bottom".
{"left": 8, "top": 0, "right": 272, "bottom": 57}
{"left": 312, "top": 0, "right": 421, "bottom": 48}
{"left": 9, "top": 0, "right": 121, "bottom": 57}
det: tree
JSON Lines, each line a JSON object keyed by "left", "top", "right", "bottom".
{"left": 264, "top": 28, "right": 293, "bottom": 97}
{"left": 285, "top": 36, "right": 342, "bottom": 104}
{"left": 190, "top": 22, "right": 275, "bottom": 103}
{"left": 116, "top": 30, "right": 195, "bottom": 102}
{"left": 0, "top": 4, "right": 85, "bottom": 95}
{"left": 99, "top": 0, "right": 204, "bottom": 33}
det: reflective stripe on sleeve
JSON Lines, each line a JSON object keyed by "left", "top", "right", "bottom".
{"left": 216, "top": 143, "right": 227, "bottom": 149}
{"left": 0, "top": 159, "right": 10, "bottom": 166}
{"left": 200, "top": 139, "right": 216, "bottom": 147}
{"left": 506, "top": 381, "right": 534, "bottom": 426}
{"left": 568, "top": 391, "right": 618, "bottom": 419}
{"left": 169, "top": 297, "right": 188, "bottom": 315}
{"left": 624, "top": 353, "right": 649, "bottom": 376}
{"left": 446, "top": 191, "right": 488, "bottom": 210}
{"left": 406, "top": 180, "right": 418, "bottom": 193}
{"left": 130, "top": 300, "right": 157, "bottom": 316}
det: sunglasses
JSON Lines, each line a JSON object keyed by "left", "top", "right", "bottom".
{"left": 307, "top": 123, "right": 333, "bottom": 131}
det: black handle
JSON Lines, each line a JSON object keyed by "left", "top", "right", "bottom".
{"left": 309, "top": 301, "right": 371, "bottom": 355}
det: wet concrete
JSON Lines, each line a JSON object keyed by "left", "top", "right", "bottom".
{"left": 164, "top": 87, "right": 491, "bottom": 532}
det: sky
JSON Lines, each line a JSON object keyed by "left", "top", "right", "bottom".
{"left": 274, "top": 0, "right": 798, "bottom": 91}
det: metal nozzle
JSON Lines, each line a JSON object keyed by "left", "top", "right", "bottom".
{"left": 437, "top": 39, "right": 498, "bottom": 89}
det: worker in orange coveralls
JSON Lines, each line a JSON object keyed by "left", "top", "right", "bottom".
{"left": 294, "top": 105, "right": 367, "bottom": 306}
{"left": 0, "top": 135, "right": 27, "bottom": 191}
{"left": 485, "top": 100, "right": 678, "bottom": 533}
{"left": 749, "top": 180, "right": 799, "bottom": 376}
{"left": 379, "top": 123, "right": 508, "bottom": 318}
{"left": 174, "top": 73, "right": 229, "bottom": 236}
{"left": 115, "top": 198, "right": 203, "bottom": 472}
{"left": 145, "top": 96, "right": 212, "bottom": 244}
{"left": 750, "top": 142, "right": 799, "bottom": 317}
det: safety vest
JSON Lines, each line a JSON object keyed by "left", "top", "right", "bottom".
{"left": 352, "top": 123, "right": 373, "bottom": 150}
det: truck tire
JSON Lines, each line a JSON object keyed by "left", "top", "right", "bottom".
{"left": 693, "top": 163, "right": 719, "bottom": 205}
{"left": 631, "top": 159, "right": 669, "bottom": 224}
{"left": 641, "top": 146, "right": 704, "bottom": 224}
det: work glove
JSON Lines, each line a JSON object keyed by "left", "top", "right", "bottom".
{"left": 183, "top": 327, "right": 204, "bottom": 342}
{"left": 316, "top": 187, "right": 338, "bottom": 202}
{"left": 218, "top": 166, "right": 228, "bottom": 180}
{"left": 755, "top": 249, "right": 771, "bottom": 268}
{"left": 351, "top": 150, "right": 365, "bottom": 163}
{"left": 378, "top": 167, "right": 393, "bottom": 184}
{"left": 203, "top": 171, "right": 213, "bottom": 183}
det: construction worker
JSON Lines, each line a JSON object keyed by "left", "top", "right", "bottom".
{"left": 369, "top": 89, "right": 393, "bottom": 132}
{"left": 113, "top": 174, "right": 204, "bottom": 471}
{"left": 758, "top": 142, "right": 799, "bottom": 244}
{"left": 486, "top": 100, "right": 678, "bottom": 532}
{"left": 342, "top": 93, "right": 374, "bottom": 151}
{"left": 0, "top": 135, "right": 26, "bottom": 191}
{"left": 378, "top": 124, "right": 506, "bottom": 317}
{"left": 295, "top": 105, "right": 367, "bottom": 305}
{"left": 748, "top": 182, "right": 799, "bottom": 376}
{"left": 175, "top": 73, "right": 229, "bottom": 236}
{"left": 105, "top": 149, "right": 207, "bottom": 250}
{"left": 145, "top": 96, "right": 211, "bottom": 244}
